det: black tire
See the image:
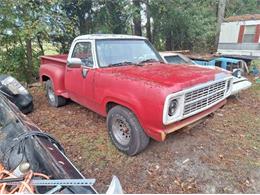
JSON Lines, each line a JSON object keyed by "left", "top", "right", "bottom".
{"left": 107, "top": 105, "right": 150, "bottom": 156}
{"left": 45, "top": 80, "right": 66, "bottom": 107}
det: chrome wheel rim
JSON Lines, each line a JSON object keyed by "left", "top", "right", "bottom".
{"left": 48, "top": 87, "right": 55, "bottom": 103}
{"left": 112, "top": 118, "right": 131, "bottom": 146}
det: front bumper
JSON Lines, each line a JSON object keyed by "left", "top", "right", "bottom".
{"left": 159, "top": 99, "right": 226, "bottom": 141}
{"left": 231, "top": 77, "right": 252, "bottom": 95}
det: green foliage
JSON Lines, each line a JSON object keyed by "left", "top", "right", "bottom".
{"left": 101, "top": 0, "right": 129, "bottom": 34}
{"left": 0, "top": 0, "right": 56, "bottom": 82}
{"left": 226, "top": 0, "right": 260, "bottom": 16}
{"left": 0, "top": 46, "right": 26, "bottom": 79}
{"left": 150, "top": 0, "right": 217, "bottom": 51}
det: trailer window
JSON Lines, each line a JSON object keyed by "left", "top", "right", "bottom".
{"left": 243, "top": 25, "right": 256, "bottom": 43}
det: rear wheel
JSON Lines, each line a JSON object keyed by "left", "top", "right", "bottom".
{"left": 107, "top": 105, "right": 150, "bottom": 156}
{"left": 45, "top": 80, "right": 66, "bottom": 107}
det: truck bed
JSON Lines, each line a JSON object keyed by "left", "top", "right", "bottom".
{"left": 40, "top": 54, "right": 68, "bottom": 66}
{"left": 40, "top": 54, "right": 69, "bottom": 97}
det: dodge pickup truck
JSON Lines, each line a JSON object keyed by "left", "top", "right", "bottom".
{"left": 40, "top": 34, "right": 233, "bottom": 155}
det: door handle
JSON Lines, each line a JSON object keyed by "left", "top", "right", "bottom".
{"left": 82, "top": 68, "right": 89, "bottom": 78}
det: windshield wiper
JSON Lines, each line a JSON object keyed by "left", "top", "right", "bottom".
{"left": 107, "top": 61, "right": 136, "bottom": 67}
{"left": 138, "top": 58, "right": 164, "bottom": 64}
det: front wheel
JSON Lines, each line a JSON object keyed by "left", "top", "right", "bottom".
{"left": 45, "top": 80, "right": 66, "bottom": 107}
{"left": 107, "top": 105, "right": 150, "bottom": 156}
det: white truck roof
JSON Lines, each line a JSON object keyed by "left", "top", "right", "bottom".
{"left": 74, "top": 34, "right": 146, "bottom": 41}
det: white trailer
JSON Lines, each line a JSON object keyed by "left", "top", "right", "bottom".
{"left": 218, "top": 14, "right": 260, "bottom": 58}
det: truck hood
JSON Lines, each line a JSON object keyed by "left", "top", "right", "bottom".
{"left": 107, "top": 63, "right": 230, "bottom": 92}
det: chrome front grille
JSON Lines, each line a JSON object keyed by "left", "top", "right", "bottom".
{"left": 183, "top": 80, "right": 227, "bottom": 116}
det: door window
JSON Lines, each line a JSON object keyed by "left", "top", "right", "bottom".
{"left": 215, "top": 60, "right": 222, "bottom": 68}
{"left": 72, "top": 42, "right": 94, "bottom": 67}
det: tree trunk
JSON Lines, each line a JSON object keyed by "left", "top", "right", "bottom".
{"left": 165, "top": 31, "right": 173, "bottom": 51}
{"left": 79, "top": 19, "right": 89, "bottom": 34}
{"left": 37, "top": 36, "right": 44, "bottom": 55}
{"left": 145, "top": 0, "right": 152, "bottom": 42}
{"left": 26, "top": 39, "right": 33, "bottom": 82}
{"left": 152, "top": 25, "right": 156, "bottom": 44}
{"left": 215, "top": 0, "right": 227, "bottom": 49}
{"left": 133, "top": 0, "right": 142, "bottom": 36}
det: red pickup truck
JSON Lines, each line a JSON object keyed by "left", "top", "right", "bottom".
{"left": 40, "top": 34, "right": 233, "bottom": 155}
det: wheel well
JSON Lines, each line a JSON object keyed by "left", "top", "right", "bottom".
{"left": 42, "top": 75, "right": 50, "bottom": 82}
{"left": 106, "top": 102, "right": 118, "bottom": 113}
{"left": 106, "top": 102, "right": 138, "bottom": 117}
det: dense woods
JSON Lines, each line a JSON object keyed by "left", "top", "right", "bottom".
{"left": 0, "top": 0, "right": 259, "bottom": 82}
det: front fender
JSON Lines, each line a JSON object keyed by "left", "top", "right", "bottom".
{"left": 101, "top": 89, "right": 165, "bottom": 140}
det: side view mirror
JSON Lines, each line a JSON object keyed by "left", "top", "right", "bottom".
{"left": 67, "top": 58, "right": 83, "bottom": 68}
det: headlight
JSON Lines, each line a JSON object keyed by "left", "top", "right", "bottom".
{"left": 1, "top": 76, "right": 28, "bottom": 95}
{"left": 163, "top": 94, "right": 184, "bottom": 125}
{"left": 232, "top": 69, "right": 242, "bottom": 78}
{"left": 168, "top": 99, "right": 178, "bottom": 116}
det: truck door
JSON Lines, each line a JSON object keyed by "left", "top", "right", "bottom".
{"left": 65, "top": 41, "right": 95, "bottom": 107}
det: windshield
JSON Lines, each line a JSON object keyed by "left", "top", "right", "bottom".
{"left": 164, "top": 54, "right": 194, "bottom": 65}
{"left": 96, "top": 39, "right": 161, "bottom": 67}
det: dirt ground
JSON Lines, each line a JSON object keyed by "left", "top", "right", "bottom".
{"left": 28, "top": 79, "right": 260, "bottom": 194}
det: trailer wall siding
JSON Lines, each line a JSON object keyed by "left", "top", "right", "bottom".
{"left": 219, "top": 22, "right": 241, "bottom": 43}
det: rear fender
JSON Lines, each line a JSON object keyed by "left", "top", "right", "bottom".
{"left": 40, "top": 64, "right": 66, "bottom": 96}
